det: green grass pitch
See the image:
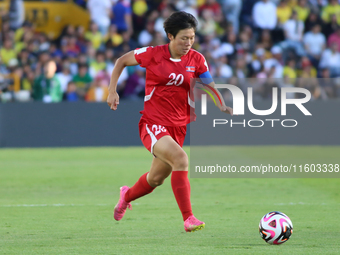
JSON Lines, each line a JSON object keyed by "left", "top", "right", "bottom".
{"left": 1, "top": 146, "right": 340, "bottom": 254}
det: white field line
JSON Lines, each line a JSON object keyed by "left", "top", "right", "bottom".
{"left": 274, "top": 202, "right": 329, "bottom": 205}
{"left": 0, "top": 202, "right": 140, "bottom": 207}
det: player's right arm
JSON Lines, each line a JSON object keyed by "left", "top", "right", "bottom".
{"left": 107, "top": 51, "right": 139, "bottom": 110}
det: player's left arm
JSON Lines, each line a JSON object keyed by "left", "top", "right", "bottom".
{"left": 208, "top": 81, "right": 233, "bottom": 115}
{"left": 198, "top": 71, "right": 233, "bottom": 116}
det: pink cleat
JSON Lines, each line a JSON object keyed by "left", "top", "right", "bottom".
{"left": 184, "top": 215, "right": 205, "bottom": 232}
{"left": 113, "top": 186, "right": 132, "bottom": 221}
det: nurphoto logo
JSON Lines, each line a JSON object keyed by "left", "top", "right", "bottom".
{"left": 198, "top": 84, "right": 312, "bottom": 128}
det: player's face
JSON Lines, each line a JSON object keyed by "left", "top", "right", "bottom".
{"left": 170, "top": 28, "right": 195, "bottom": 57}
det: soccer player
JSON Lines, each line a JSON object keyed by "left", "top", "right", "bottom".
{"left": 107, "top": 11, "right": 233, "bottom": 232}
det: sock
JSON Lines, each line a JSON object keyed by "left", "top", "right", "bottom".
{"left": 171, "top": 171, "right": 193, "bottom": 221}
{"left": 125, "top": 172, "right": 155, "bottom": 202}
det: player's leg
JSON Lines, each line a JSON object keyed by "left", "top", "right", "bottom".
{"left": 153, "top": 136, "right": 205, "bottom": 232}
{"left": 146, "top": 156, "right": 172, "bottom": 187}
{"left": 114, "top": 157, "right": 171, "bottom": 221}
{"left": 125, "top": 157, "right": 172, "bottom": 201}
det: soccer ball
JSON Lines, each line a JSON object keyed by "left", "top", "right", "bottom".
{"left": 259, "top": 211, "right": 293, "bottom": 245}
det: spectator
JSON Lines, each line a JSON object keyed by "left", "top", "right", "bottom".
{"left": 252, "top": 0, "right": 277, "bottom": 30}
{"left": 236, "top": 29, "right": 254, "bottom": 54}
{"left": 234, "top": 55, "right": 249, "bottom": 79}
{"left": 104, "top": 48, "right": 114, "bottom": 66}
{"left": 282, "top": 11, "right": 306, "bottom": 57}
{"left": 114, "top": 31, "right": 138, "bottom": 55}
{"left": 32, "top": 60, "right": 62, "bottom": 103}
{"left": 296, "top": 58, "right": 321, "bottom": 99}
{"left": 58, "top": 24, "right": 76, "bottom": 47}
{"left": 211, "top": 37, "right": 235, "bottom": 60}
{"left": 85, "top": 75, "right": 109, "bottom": 102}
{"left": 65, "top": 81, "right": 79, "bottom": 102}
{"left": 215, "top": 55, "right": 233, "bottom": 80}
{"left": 321, "top": 0, "right": 340, "bottom": 25}
{"left": 240, "top": 0, "right": 258, "bottom": 27}
{"left": 0, "top": 39, "right": 17, "bottom": 66}
{"left": 104, "top": 24, "right": 123, "bottom": 49}
{"left": 150, "top": 31, "right": 167, "bottom": 46}
{"left": 319, "top": 42, "right": 340, "bottom": 77}
{"left": 49, "top": 43, "right": 63, "bottom": 60}
{"left": 199, "top": 0, "right": 223, "bottom": 22}
{"left": 89, "top": 51, "right": 106, "bottom": 78}
{"left": 279, "top": 75, "right": 295, "bottom": 99}
{"left": 56, "top": 63, "right": 73, "bottom": 93}
{"left": 138, "top": 21, "right": 154, "bottom": 47}
{"left": 8, "top": 0, "right": 24, "bottom": 30}
{"left": 323, "top": 14, "right": 339, "bottom": 38}
{"left": 251, "top": 48, "right": 267, "bottom": 75}
{"left": 182, "top": 2, "right": 199, "bottom": 21}
{"left": 223, "top": 0, "right": 242, "bottom": 33}
{"left": 198, "top": 9, "right": 217, "bottom": 37}
{"left": 309, "top": 0, "right": 328, "bottom": 9}
{"left": 123, "top": 65, "right": 145, "bottom": 99}
{"left": 14, "top": 21, "right": 33, "bottom": 46}
{"left": 154, "top": 7, "right": 172, "bottom": 39}
{"left": 262, "top": 67, "right": 279, "bottom": 99}
{"left": 85, "top": 22, "right": 102, "bottom": 50}
{"left": 293, "top": 0, "right": 310, "bottom": 22}
{"left": 303, "top": 24, "right": 326, "bottom": 66}
{"left": 72, "top": 64, "right": 92, "bottom": 100}
{"left": 299, "top": 56, "right": 318, "bottom": 77}
{"left": 277, "top": 0, "right": 292, "bottom": 26}
{"left": 38, "top": 33, "right": 50, "bottom": 52}
{"left": 21, "top": 68, "right": 35, "bottom": 94}
{"left": 69, "top": 53, "right": 88, "bottom": 75}
{"left": 320, "top": 68, "right": 336, "bottom": 98}
{"left": 75, "top": 25, "right": 87, "bottom": 54}
{"left": 4, "top": 59, "right": 21, "bottom": 100}
{"left": 106, "top": 56, "right": 128, "bottom": 94}
{"left": 64, "top": 36, "right": 81, "bottom": 59}
{"left": 305, "top": 11, "right": 322, "bottom": 33}
{"left": 131, "top": 0, "right": 149, "bottom": 34}
{"left": 111, "top": 0, "right": 133, "bottom": 35}
{"left": 327, "top": 26, "right": 340, "bottom": 50}
{"left": 87, "top": 0, "right": 112, "bottom": 35}
{"left": 264, "top": 46, "right": 284, "bottom": 78}
{"left": 257, "top": 29, "right": 274, "bottom": 52}
{"left": 283, "top": 58, "right": 297, "bottom": 83}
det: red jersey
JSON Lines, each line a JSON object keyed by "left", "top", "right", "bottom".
{"left": 134, "top": 44, "right": 209, "bottom": 126}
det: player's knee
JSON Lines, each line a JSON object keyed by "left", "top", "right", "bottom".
{"left": 148, "top": 176, "right": 165, "bottom": 187}
{"left": 172, "top": 151, "right": 188, "bottom": 170}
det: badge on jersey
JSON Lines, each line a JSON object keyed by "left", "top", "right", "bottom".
{"left": 186, "top": 66, "right": 195, "bottom": 72}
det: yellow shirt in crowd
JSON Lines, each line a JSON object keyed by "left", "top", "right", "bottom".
{"left": 0, "top": 48, "right": 17, "bottom": 66}
{"left": 283, "top": 66, "right": 297, "bottom": 83}
{"left": 321, "top": 4, "right": 340, "bottom": 24}
{"left": 294, "top": 5, "right": 310, "bottom": 22}
{"left": 85, "top": 31, "right": 102, "bottom": 50}
{"left": 277, "top": 5, "right": 292, "bottom": 24}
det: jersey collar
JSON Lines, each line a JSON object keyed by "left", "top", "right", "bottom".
{"left": 165, "top": 43, "right": 187, "bottom": 62}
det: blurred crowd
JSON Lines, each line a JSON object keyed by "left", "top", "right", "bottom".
{"left": 1, "top": 0, "right": 340, "bottom": 103}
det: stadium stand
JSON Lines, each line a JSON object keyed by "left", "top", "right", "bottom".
{"left": 1, "top": 0, "right": 340, "bottom": 103}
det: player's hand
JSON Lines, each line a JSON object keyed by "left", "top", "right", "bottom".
{"left": 107, "top": 92, "right": 119, "bottom": 111}
{"left": 220, "top": 105, "right": 233, "bottom": 115}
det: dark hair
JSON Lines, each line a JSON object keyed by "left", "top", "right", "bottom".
{"left": 163, "top": 11, "right": 198, "bottom": 39}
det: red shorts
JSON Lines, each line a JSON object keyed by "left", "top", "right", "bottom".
{"left": 139, "top": 118, "right": 187, "bottom": 154}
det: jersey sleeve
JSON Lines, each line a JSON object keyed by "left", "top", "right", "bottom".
{"left": 195, "top": 52, "right": 213, "bottom": 84}
{"left": 195, "top": 52, "right": 209, "bottom": 77}
{"left": 134, "top": 46, "right": 154, "bottom": 68}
